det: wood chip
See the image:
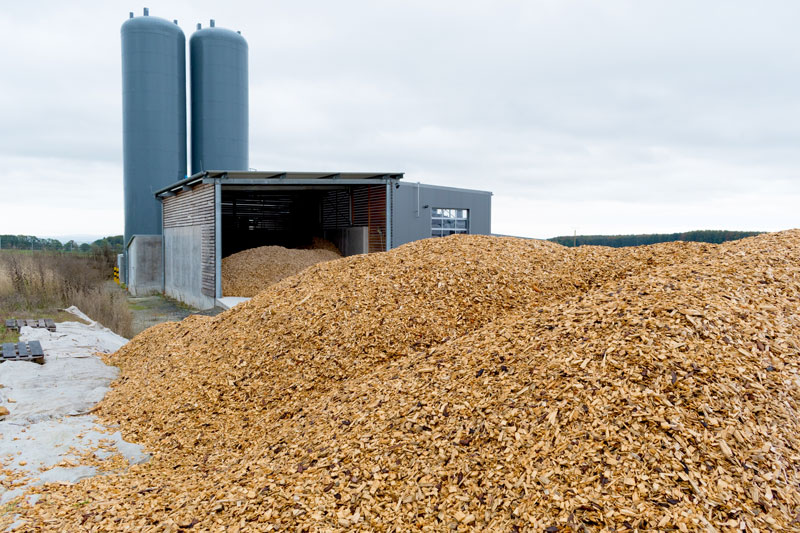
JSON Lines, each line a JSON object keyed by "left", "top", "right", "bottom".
{"left": 222, "top": 238, "right": 342, "bottom": 297}
{"left": 4, "top": 231, "right": 800, "bottom": 531}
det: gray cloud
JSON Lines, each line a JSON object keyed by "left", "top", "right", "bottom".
{"left": 1, "top": 0, "right": 799, "bottom": 237}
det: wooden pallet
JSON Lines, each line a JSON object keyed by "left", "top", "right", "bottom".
{"left": 4, "top": 318, "right": 56, "bottom": 332}
{"left": 1, "top": 340, "right": 45, "bottom": 364}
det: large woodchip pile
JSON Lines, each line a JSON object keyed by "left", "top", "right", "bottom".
{"left": 222, "top": 240, "right": 341, "bottom": 297}
{"left": 4, "top": 231, "right": 800, "bottom": 531}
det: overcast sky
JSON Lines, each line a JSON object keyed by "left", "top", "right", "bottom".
{"left": 1, "top": 0, "right": 798, "bottom": 239}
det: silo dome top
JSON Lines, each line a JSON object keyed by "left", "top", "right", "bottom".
{"left": 121, "top": 12, "right": 185, "bottom": 36}
{"left": 190, "top": 25, "right": 247, "bottom": 48}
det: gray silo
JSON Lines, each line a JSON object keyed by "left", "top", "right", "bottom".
{"left": 121, "top": 9, "right": 187, "bottom": 251}
{"left": 190, "top": 20, "right": 249, "bottom": 174}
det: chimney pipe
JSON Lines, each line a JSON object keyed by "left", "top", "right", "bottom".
{"left": 143, "top": 7, "right": 149, "bottom": 16}
{"left": 210, "top": 19, "right": 215, "bottom": 27}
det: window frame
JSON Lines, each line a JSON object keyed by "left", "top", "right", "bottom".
{"left": 431, "top": 207, "right": 470, "bottom": 237}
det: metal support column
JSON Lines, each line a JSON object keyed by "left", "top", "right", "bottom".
{"left": 385, "top": 180, "right": 392, "bottom": 251}
{"left": 214, "top": 180, "right": 222, "bottom": 299}
{"left": 160, "top": 198, "right": 166, "bottom": 293}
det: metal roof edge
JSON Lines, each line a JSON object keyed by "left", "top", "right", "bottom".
{"left": 401, "top": 181, "right": 493, "bottom": 196}
{"left": 219, "top": 171, "right": 404, "bottom": 180}
{"left": 154, "top": 174, "right": 206, "bottom": 197}
{"left": 155, "top": 170, "right": 404, "bottom": 198}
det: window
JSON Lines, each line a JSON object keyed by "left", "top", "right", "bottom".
{"left": 431, "top": 208, "right": 469, "bottom": 237}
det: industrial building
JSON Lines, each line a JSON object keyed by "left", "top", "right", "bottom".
{"left": 154, "top": 172, "right": 490, "bottom": 308}
{"left": 121, "top": 9, "right": 492, "bottom": 309}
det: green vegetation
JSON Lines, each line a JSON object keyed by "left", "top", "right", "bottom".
{"left": 0, "top": 234, "right": 123, "bottom": 254}
{"left": 0, "top": 325, "right": 18, "bottom": 344}
{"left": 549, "top": 230, "right": 762, "bottom": 248}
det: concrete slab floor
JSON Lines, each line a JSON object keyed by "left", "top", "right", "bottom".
{"left": 215, "top": 297, "right": 251, "bottom": 310}
{"left": 128, "top": 293, "right": 223, "bottom": 336}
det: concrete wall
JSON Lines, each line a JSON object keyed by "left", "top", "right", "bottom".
{"left": 392, "top": 182, "right": 492, "bottom": 248}
{"left": 324, "top": 227, "right": 369, "bottom": 256}
{"left": 127, "top": 235, "right": 163, "bottom": 296}
{"left": 164, "top": 226, "right": 216, "bottom": 310}
{"left": 162, "top": 183, "right": 216, "bottom": 310}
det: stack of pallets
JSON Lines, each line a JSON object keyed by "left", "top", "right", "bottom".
{"left": 1, "top": 341, "right": 45, "bottom": 364}
{"left": 4, "top": 318, "right": 56, "bottom": 333}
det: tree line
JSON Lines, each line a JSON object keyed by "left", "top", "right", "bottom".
{"left": 548, "top": 230, "right": 762, "bottom": 248}
{"left": 0, "top": 234, "right": 124, "bottom": 253}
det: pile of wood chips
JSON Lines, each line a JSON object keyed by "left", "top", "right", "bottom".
{"left": 222, "top": 240, "right": 341, "bottom": 297}
{"left": 4, "top": 231, "right": 800, "bottom": 532}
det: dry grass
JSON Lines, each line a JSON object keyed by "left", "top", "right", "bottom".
{"left": 0, "top": 251, "right": 132, "bottom": 338}
{"left": 67, "top": 287, "right": 133, "bottom": 338}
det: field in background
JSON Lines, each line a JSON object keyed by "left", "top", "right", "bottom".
{"left": 0, "top": 234, "right": 123, "bottom": 254}
{"left": 0, "top": 251, "right": 133, "bottom": 338}
{"left": 549, "top": 229, "right": 761, "bottom": 247}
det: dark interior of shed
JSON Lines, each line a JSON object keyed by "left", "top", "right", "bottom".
{"left": 220, "top": 184, "right": 387, "bottom": 258}
{"left": 222, "top": 188, "right": 317, "bottom": 257}
{"left": 221, "top": 187, "right": 358, "bottom": 257}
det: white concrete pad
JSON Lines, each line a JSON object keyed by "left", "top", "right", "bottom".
{"left": 216, "top": 296, "right": 251, "bottom": 309}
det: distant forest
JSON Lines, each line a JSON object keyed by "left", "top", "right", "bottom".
{"left": 549, "top": 230, "right": 762, "bottom": 248}
{"left": 0, "top": 235, "right": 124, "bottom": 253}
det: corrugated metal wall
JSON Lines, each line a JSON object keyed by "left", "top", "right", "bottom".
{"left": 163, "top": 184, "right": 216, "bottom": 297}
{"left": 391, "top": 182, "right": 492, "bottom": 248}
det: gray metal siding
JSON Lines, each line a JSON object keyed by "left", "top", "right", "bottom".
{"left": 391, "top": 182, "right": 492, "bottom": 248}
{"left": 190, "top": 26, "right": 248, "bottom": 174}
{"left": 121, "top": 13, "right": 187, "bottom": 249}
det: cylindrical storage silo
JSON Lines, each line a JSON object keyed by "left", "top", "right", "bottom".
{"left": 121, "top": 11, "right": 187, "bottom": 250}
{"left": 190, "top": 22, "right": 248, "bottom": 174}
